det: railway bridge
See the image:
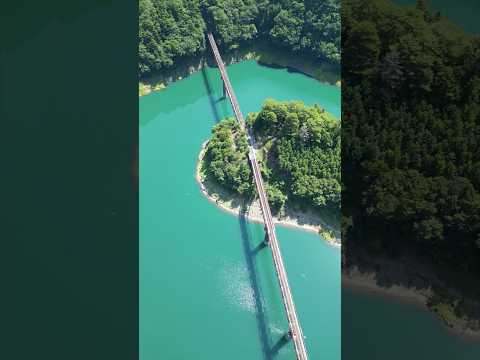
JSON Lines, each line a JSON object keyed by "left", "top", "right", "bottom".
{"left": 207, "top": 33, "right": 309, "bottom": 360}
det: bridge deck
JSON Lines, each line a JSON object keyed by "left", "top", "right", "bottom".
{"left": 207, "top": 33, "right": 309, "bottom": 360}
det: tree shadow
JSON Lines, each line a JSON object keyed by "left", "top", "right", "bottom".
{"left": 239, "top": 204, "right": 290, "bottom": 359}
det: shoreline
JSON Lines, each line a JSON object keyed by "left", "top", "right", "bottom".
{"left": 343, "top": 267, "right": 431, "bottom": 306}
{"left": 195, "top": 141, "right": 341, "bottom": 247}
{"left": 343, "top": 265, "right": 480, "bottom": 341}
{"left": 140, "top": 44, "right": 340, "bottom": 97}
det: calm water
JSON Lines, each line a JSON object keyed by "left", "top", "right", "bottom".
{"left": 343, "top": 287, "right": 480, "bottom": 359}
{"left": 140, "top": 61, "right": 341, "bottom": 360}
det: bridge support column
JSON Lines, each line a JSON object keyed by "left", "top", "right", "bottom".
{"left": 222, "top": 81, "right": 227, "bottom": 99}
{"left": 264, "top": 227, "right": 270, "bottom": 246}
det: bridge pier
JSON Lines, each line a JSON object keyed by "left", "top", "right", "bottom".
{"left": 264, "top": 227, "right": 270, "bottom": 245}
{"left": 222, "top": 81, "right": 227, "bottom": 99}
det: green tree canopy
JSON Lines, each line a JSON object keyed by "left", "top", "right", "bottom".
{"left": 204, "top": 100, "right": 340, "bottom": 214}
{"left": 138, "top": 0, "right": 341, "bottom": 77}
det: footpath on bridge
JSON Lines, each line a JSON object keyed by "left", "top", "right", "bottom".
{"left": 207, "top": 33, "right": 309, "bottom": 360}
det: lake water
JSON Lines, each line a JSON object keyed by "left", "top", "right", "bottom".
{"left": 140, "top": 54, "right": 480, "bottom": 360}
{"left": 140, "top": 61, "right": 341, "bottom": 360}
{"left": 343, "top": 286, "right": 480, "bottom": 359}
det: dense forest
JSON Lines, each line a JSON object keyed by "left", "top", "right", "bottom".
{"left": 138, "top": 0, "right": 340, "bottom": 78}
{"left": 204, "top": 100, "right": 340, "bottom": 214}
{"left": 343, "top": 0, "right": 480, "bottom": 276}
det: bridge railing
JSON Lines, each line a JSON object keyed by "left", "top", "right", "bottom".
{"left": 207, "top": 33, "right": 309, "bottom": 360}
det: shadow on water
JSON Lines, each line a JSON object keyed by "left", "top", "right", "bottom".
{"left": 257, "top": 61, "right": 314, "bottom": 80}
{"left": 270, "top": 333, "right": 291, "bottom": 357}
{"left": 201, "top": 59, "right": 291, "bottom": 358}
{"left": 239, "top": 204, "right": 290, "bottom": 360}
{"left": 200, "top": 65, "right": 226, "bottom": 124}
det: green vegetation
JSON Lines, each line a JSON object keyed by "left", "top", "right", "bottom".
{"left": 204, "top": 118, "right": 254, "bottom": 197}
{"left": 139, "top": 82, "right": 150, "bottom": 97}
{"left": 343, "top": 0, "right": 480, "bottom": 276}
{"left": 139, "top": 0, "right": 340, "bottom": 78}
{"left": 319, "top": 228, "right": 336, "bottom": 243}
{"left": 203, "top": 100, "right": 340, "bottom": 216}
{"left": 139, "top": 0, "right": 206, "bottom": 76}
{"left": 429, "top": 301, "right": 459, "bottom": 328}
{"left": 139, "top": 81, "right": 165, "bottom": 97}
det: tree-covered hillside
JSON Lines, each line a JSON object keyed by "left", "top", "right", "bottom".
{"left": 343, "top": 0, "right": 480, "bottom": 274}
{"left": 139, "top": 0, "right": 206, "bottom": 75}
{"left": 203, "top": 100, "right": 340, "bottom": 214}
{"left": 139, "top": 0, "right": 340, "bottom": 78}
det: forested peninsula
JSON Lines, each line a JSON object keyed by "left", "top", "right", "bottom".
{"left": 139, "top": 0, "right": 340, "bottom": 89}
{"left": 343, "top": 0, "right": 480, "bottom": 335}
{"left": 197, "top": 100, "right": 341, "bottom": 243}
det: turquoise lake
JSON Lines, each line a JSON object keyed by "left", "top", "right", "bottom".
{"left": 140, "top": 54, "right": 480, "bottom": 360}
{"left": 140, "top": 61, "right": 341, "bottom": 360}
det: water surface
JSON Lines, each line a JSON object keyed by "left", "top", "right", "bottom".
{"left": 343, "top": 287, "right": 480, "bottom": 359}
{"left": 140, "top": 61, "right": 341, "bottom": 360}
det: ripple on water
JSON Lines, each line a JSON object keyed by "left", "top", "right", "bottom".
{"left": 269, "top": 322, "right": 285, "bottom": 336}
{"left": 218, "top": 259, "right": 256, "bottom": 313}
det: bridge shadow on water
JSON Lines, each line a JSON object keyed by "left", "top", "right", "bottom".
{"left": 200, "top": 65, "right": 228, "bottom": 124}
{"left": 239, "top": 204, "right": 290, "bottom": 360}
